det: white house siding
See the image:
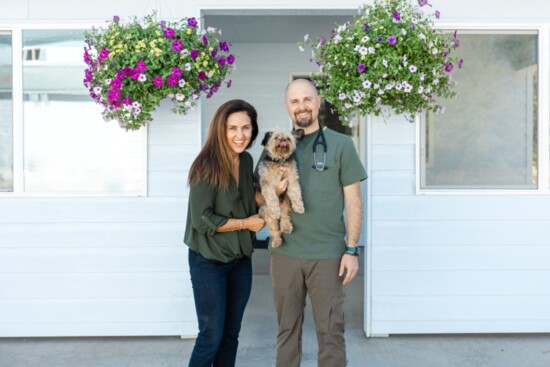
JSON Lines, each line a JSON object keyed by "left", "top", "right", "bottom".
{"left": 366, "top": 0, "right": 550, "bottom": 336}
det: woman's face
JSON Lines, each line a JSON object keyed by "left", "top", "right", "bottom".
{"left": 226, "top": 111, "right": 253, "bottom": 154}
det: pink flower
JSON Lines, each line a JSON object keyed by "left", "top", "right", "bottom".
{"left": 172, "top": 40, "right": 183, "bottom": 52}
{"left": 153, "top": 76, "right": 163, "bottom": 87}
{"left": 164, "top": 27, "right": 175, "bottom": 38}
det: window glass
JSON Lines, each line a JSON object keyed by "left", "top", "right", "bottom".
{"left": 0, "top": 31, "right": 13, "bottom": 192}
{"left": 22, "top": 30, "right": 145, "bottom": 194}
{"left": 421, "top": 32, "right": 538, "bottom": 189}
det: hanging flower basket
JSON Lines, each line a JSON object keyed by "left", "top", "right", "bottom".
{"left": 83, "top": 12, "right": 235, "bottom": 130}
{"left": 300, "top": 0, "right": 462, "bottom": 123}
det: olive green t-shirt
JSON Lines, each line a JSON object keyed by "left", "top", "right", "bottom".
{"left": 268, "top": 128, "right": 367, "bottom": 259}
{"left": 184, "top": 151, "right": 257, "bottom": 263}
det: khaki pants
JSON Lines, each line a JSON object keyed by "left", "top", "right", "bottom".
{"left": 271, "top": 253, "right": 346, "bottom": 367}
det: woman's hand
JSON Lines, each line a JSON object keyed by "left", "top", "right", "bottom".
{"left": 275, "top": 178, "right": 289, "bottom": 196}
{"left": 243, "top": 214, "right": 265, "bottom": 232}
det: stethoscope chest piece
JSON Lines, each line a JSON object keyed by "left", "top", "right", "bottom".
{"left": 312, "top": 126, "right": 328, "bottom": 171}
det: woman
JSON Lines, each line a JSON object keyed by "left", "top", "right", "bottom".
{"left": 184, "top": 99, "right": 265, "bottom": 367}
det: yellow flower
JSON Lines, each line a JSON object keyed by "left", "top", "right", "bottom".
{"left": 187, "top": 29, "right": 192, "bottom": 35}
{"left": 207, "top": 71, "right": 214, "bottom": 78}
{"left": 155, "top": 30, "right": 161, "bottom": 36}
{"left": 202, "top": 60, "right": 208, "bottom": 67}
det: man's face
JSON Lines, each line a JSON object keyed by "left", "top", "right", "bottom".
{"left": 284, "top": 81, "right": 321, "bottom": 129}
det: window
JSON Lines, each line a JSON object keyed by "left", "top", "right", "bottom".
{"left": 17, "top": 29, "right": 146, "bottom": 194}
{"left": 420, "top": 31, "right": 538, "bottom": 189}
{"left": 0, "top": 31, "right": 12, "bottom": 192}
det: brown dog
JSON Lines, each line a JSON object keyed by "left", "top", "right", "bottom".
{"left": 256, "top": 130, "right": 305, "bottom": 247}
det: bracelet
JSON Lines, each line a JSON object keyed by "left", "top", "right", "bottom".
{"left": 345, "top": 251, "right": 359, "bottom": 257}
{"left": 345, "top": 246, "right": 360, "bottom": 255}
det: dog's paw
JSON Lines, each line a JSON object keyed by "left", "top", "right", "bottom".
{"left": 271, "top": 236, "right": 282, "bottom": 248}
{"left": 292, "top": 202, "right": 305, "bottom": 214}
{"left": 280, "top": 221, "right": 293, "bottom": 234}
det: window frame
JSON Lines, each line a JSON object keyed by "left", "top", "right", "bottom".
{"left": 416, "top": 23, "right": 550, "bottom": 196}
{"left": 0, "top": 23, "right": 148, "bottom": 198}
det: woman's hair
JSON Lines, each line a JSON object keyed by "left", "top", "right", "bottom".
{"left": 188, "top": 99, "right": 258, "bottom": 189}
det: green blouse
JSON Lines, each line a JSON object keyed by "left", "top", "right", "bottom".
{"left": 184, "top": 151, "right": 257, "bottom": 263}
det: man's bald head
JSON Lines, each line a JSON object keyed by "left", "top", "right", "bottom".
{"left": 285, "top": 78, "right": 319, "bottom": 100}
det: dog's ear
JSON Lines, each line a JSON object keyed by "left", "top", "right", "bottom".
{"left": 292, "top": 128, "right": 305, "bottom": 142}
{"left": 261, "top": 131, "right": 273, "bottom": 146}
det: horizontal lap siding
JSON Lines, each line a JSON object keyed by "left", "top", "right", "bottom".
{"left": 0, "top": 103, "right": 197, "bottom": 336}
{"left": 368, "top": 116, "right": 550, "bottom": 335}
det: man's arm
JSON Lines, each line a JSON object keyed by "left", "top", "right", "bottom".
{"left": 339, "top": 181, "right": 363, "bottom": 285}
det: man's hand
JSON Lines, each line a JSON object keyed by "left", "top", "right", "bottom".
{"left": 339, "top": 254, "right": 359, "bottom": 285}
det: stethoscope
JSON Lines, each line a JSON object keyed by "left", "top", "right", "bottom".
{"left": 312, "top": 125, "right": 328, "bottom": 171}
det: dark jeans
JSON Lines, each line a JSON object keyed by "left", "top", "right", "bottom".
{"left": 188, "top": 249, "right": 253, "bottom": 367}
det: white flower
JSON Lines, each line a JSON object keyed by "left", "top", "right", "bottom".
{"left": 401, "top": 29, "right": 407, "bottom": 35}
{"left": 344, "top": 102, "right": 353, "bottom": 109}
{"left": 179, "top": 79, "right": 186, "bottom": 87}
{"left": 133, "top": 107, "right": 141, "bottom": 116}
{"left": 432, "top": 48, "right": 438, "bottom": 54}
{"left": 373, "top": 83, "right": 380, "bottom": 90}
{"left": 105, "top": 78, "right": 112, "bottom": 85}
{"left": 93, "top": 86, "right": 102, "bottom": 94}
{"left": 353, "top": 94, "right": 362, "bottom": 103}
{"left": 418, "top": 86, "right": 424, "bottom": 94}
{"left": 419, "top": 73, "right": 425, "bottom": 81}
{"left": 185, "top": 63, "right": 192, "bottom": 71}
{"left": 382, "top": 59, "right": 388, "bottom": 67}
{"left": 363, "top": 80, "right": 372, "bottom": 89}
{"left": 396, "top": 83, "right": 403, "bottom": 90}
{"left": 338, "top": 93, "right": 347, "bottom": 100}
{"left": 132, "top": 101, "right": 141, "bottom": 108}
{"left": 359, "top": 46, "right": 368, "bottom": 56}
{"left": 175, "top": 93, "right": 185, "bottom": 101}
{"left": 180, "top": 49, "right": 189, "bottom": 57}
{"left": 409, "top": 65, "right": 417, "bottom": 73}
{"left": 138, "top": 74, "right": 147, "bottom": 82}
{"left": 361, "top": 36, "right": 369, "bottom": 43}
{"left": 433, "top": 78, "right": 440, "bottom": 85}
{"left": 298, "top": 45, "right": 305, "bottom": 52}
{"left": 304, "top": 34, "right": 309, "bottom": 42}
{"left": 368, "top": 47, "right": 376, "bottom": 54}
{"left": 168, "top": 93, "right": 175, "bottom": 98}
{"left": 207, "top": 27, "right": 216, "bottom": 33}
{"left": 403, "top": 83, "right": 413, "bottom": 93}
{"left": 419, "top": 33, "right": 426, "bottom": 41}
{"left": 385, "top": 84, "right": 393, "bottom": 90}
{"left": 354, "top": 45, "right": 360, "bottom": 52}
{"left": 378, "top": 89, "right": 384, "bottom": 95}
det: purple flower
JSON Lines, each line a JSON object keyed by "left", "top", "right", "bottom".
{"left": 172, "top": 40, "right": 183, "bottom": 51}
{"left": 83, "top": 48, "right": 93, "bottom": 66}
{"left": 160, "top": 20, "right": 166, "bottom": 29}
{"left": 219, "top": 41, "right": 229, "bottom": 52}
{"left": 130, "top": 69, "right": 139, "bottom": 80}
{"left": 412, "top": 24, "right": 416, "bottom": 30}
{"left": 211, "top": 49, "right": 218, "bottom": 58}
{"left": 121, "top": 97, "right": 132, "bottom": 105}
{"left": 164, "top": 27, "right": 175, "bottom": 39}
{"left": 187, "top": 17, "right": 197, "bottom": 28}
{"left": 444, "top": 62, "right": 454, "bottom": 72}
{"left": 458, "top": 59, "right": 463, "bottom": 68}
{"left": 226, "top": 80, "right": 232, "bottom": 88}
{"left": 199, "top": 82, "right": 208, "bottom": 91}
{"left": 108, "top": 89, "right": 121, "bottom": 99}
{"left": 217, "top": 56, "right": 226, "bottom": 66}
{"left": 377, "top": 36, "right": 383, "bottom": 43}
{"left": 171, "top": 67, "right": 183, "bottom": 78}
{"left": 111, "top": 99, "right": 121, "bottom": 108}
{"left": 227, "top": 55, "right": 235, "bottom": 65}
{"left": 84, "top": 69, "right": 92, "bottom": 82}
{"left": 202, "top": 35, "right": 209, "bottom": 45}
{"left": 418, "top": 0, "right": 428, "bottom": 6}
{"left": 435, "top": 10, "right": 441, "bottom": 19}
{"left": 393, "top": 11, "right": 401, "bottom": 21}
{"left": 357, "top": 63, "right": 366, "bottom": 73}
{"left": 99, "top": 47, "right": 109, "bottom": 59}
{"left": 153, "top": 76, "right": 163, "bottom": 87}
{"left": 364, "top": 23, "right": 370, "bottom": 32}
{"left": 110, "top": 79, "right": 122, "bottom": 89}
{"left": 136, "top": 60, "right": 147, "bottom": 72}
{"left": 454, "top": 30, "right": 458, "bottom": 39}
{"left": 454, "top": 39, "right": 460, "bottom": 48}
{"left": 190, "top": 49, "right": 199, "bottom": 59}
{"left": 388, "top": 36, "right": 397, "bottom": 45}
{"left": 113, "top": 15, "right": 120, "bottom": 23}
{"left": 197, "top": 71, "right": 206, "bottom": 80}
{"left": 166, "top": 75, "right": 179, "bottom": 87}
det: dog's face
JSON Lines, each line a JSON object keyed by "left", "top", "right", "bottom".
{"left": 262, "top": 131, "right": 297, "bottom": 160}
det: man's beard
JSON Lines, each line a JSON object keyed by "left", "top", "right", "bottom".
{"left": 294, "top": 111, "right": 314, "bottom": 128}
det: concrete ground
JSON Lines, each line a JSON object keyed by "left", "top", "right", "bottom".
{"left": 1, "top": 248, "right": 550, "bottom": 367}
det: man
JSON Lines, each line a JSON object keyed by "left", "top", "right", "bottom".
{"left": 267, "top": 78, "right": 368, "bottom": 367}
